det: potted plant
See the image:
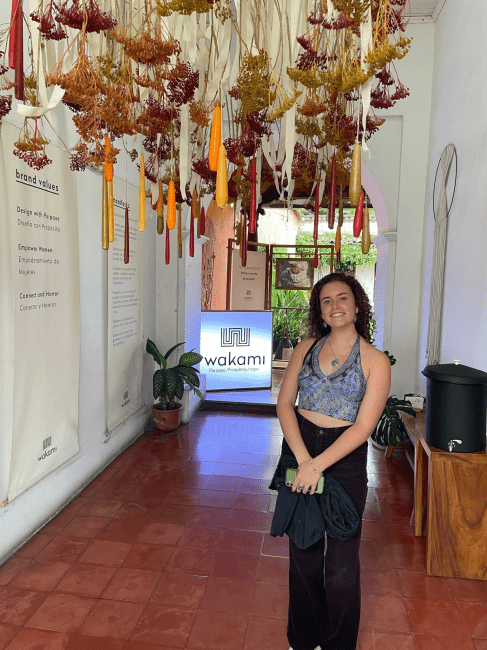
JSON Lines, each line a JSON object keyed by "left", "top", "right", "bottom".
{"left": 272, "top": 289, "right": 308, "bottom": 356}
{"left": 371, "top": 351, "right": 416, "bottom": 449}
{"left": 333, "top": 259, "right": 356, "bottom": 275}
{"left": 146, "top": 338, "right": 203, "bottom": 432}
{"left": 371, "top": 395, "right": 416, "bottom": 447}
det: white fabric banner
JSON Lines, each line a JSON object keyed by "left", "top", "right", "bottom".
{"left": 107, "top": 179, "right": 144, "bottom": 432}
{"left": 0, "top": 121, "right": 80, "bottom": 502}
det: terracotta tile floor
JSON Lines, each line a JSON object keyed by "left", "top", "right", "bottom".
{"left": 1, "top": 411, "right": 487, "bottom": 649}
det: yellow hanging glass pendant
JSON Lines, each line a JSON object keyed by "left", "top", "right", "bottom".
{"left": 362, "top": 206, "right": 371, "bottom": 254}
{"left": 349, "top": 144, "right": 361, "bottom": 206}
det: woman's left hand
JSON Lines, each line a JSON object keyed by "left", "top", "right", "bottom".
{"left": 292, "top": 460, "right": 321, "bottom": 496}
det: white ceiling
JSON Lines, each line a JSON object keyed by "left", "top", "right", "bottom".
{"left": 406, "top": 0, "right": 444, "bottom": 19}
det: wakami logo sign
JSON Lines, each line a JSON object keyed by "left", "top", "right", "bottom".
{"left": 205, "top": 327, "right": 265, "bottom": 367}
{"left": 221, "top": 327, "right": 250, "bottom": 347}
{"left": 39, "top": 436, "right": 57, "bottom": 461}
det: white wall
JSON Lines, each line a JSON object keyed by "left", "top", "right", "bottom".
{"left": 0, "top": 133, "right": 154, "bottom": 563}
{"left": 258, "top": 207, "right": 300, "bottom": 245}
{"left": 0, "top": 88, "right": 157, "bottom": 560}
{"left": 366, "top": 22, "right": 435, "bottom": 398}
{"left": 0, "top": 7, "right": 204, "bottom": 560}
{"left": 418, "top": 1, "right": 487, "bottom": 391}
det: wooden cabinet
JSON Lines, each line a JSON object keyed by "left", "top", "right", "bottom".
{"left": 402, "top": 412, "right": 487, "bottom": 580}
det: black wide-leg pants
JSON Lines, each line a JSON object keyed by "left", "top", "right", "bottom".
{"left": 286, "top": 412, "right": 368, "bottom": 650}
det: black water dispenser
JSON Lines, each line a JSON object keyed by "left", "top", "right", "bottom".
{"left": 422, "top": 362, "right": 487, "bottom": 453}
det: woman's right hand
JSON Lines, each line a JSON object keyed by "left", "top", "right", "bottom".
{"left": 292, "top": 459, "right": 320, "bottom": 495}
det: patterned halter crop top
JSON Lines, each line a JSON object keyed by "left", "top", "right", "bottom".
{"left": 297, "top": 334, "right": 367, "bottom": 422}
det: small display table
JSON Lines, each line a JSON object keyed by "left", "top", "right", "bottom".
{"left": 401, "top": 411, "right": 487, "bottom": 580}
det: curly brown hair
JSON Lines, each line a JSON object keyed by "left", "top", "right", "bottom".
{"left": 307, "top": 272, "right": 375, "bottom": 343}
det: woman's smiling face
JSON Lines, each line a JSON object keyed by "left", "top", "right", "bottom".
{"left": 319, "top": 281, "right": 358, "bottom": 329}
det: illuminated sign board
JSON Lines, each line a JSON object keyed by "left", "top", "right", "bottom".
{"left": 200, "top": 311, "right": 273, "bottom": 390}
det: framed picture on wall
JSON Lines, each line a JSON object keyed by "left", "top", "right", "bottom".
{"left": 275, "top": 258, "right": 314, "bottom": 291}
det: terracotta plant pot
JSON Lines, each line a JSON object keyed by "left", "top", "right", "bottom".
{"left": 152, "top": 403, "right": 182, "bottom": 432}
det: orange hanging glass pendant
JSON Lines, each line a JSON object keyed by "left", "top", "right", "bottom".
{"left": 139, "top": 152, "right": 146, "bottom": 231}
{"left": 209, "top": 104, "right": 221, "bottom": 172}
{"left": 108, "top": 180, "right": 114, "bottom": 242}
{"left": 216, "top": 144, "right": 228, "bottom": 207}
{"left": 166, "top": 179, "right": 176, "bottom": 229}
{"left": 102, "top": 174, "right": 109, "bottom": 250}
{"left": 104, "top": 136, "right": 114, "bottom": 182}
{"left": 335, "top": 223, "right": 341, "bottom": 254}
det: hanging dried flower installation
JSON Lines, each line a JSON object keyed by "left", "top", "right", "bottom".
{"left": 30, "top": 2, "right": 67, "bottom": 41}
{"left": 0, "top": 93, "right": 12, "bottom": 120}
{"left": 13, "top": 119, "right": 52, "bottom": 169}
{"left": 56, "top": 0, "right": 116, "bottom": 33}
{"left": 0, "top": 0, "right": 413, "bottom": 255}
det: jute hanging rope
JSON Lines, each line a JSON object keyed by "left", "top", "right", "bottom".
{"left": 426, "top": 143, "right": 457, "bottom": 365}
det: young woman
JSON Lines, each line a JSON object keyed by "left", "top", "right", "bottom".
{"left": 276, "top": 272, "right": 391, "bottom": 650}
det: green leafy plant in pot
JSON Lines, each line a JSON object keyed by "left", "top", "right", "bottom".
{"left": 146, "top": 338, "right": 203, "bottom": 432}
{"left": 372, "top": 396, "right": 416, "bottom": 447}
{"left": 371, "top": 351, "right": 416, "bottom": 448}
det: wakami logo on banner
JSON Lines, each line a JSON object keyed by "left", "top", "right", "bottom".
{"left": 38, "top": 436, "right": 57, "bottom": 461}
{"left": 205, "top": 327, "right": 265, "bottom": 367}
{"left": 221, "top": 327, "right": 250, "bottom": 347}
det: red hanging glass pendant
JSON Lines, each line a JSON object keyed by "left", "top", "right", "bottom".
{"left": 165, "top": 224, "right": 170, "bottom": 265}
{"left": 242, "top": 211, "right": 248, "bottom": 267}
{"left": 9, "top": 0, "right": 20, "bottom": 68}
{"left": 353, "top": 189, "right": 365, "bottom": 237}
{"left": 328, "top": 150, "right": 336, "bottom": 229}
{"left": 313, "top": 183, "right": 320, "bottom": 243}
{"left": 313, "top": 246, "right": 319, "bottom": 268}
{"left": 200, "top": 205, "right": 206, "bottom": 236}
{"left": 10, "top": 0, "right": 24, "bottom": 101}
{"left": 124, "top": 206, "right": 129, "bottom": 264}
{"left": 189, "top": 207, "right": 195, "bottom": 257}
{"left": 249, "top": 157, "right": 257, "bottom": 234}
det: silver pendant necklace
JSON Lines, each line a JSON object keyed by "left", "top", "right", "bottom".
{"left": 328, "top": 338, "right": 340, "bottom": 367}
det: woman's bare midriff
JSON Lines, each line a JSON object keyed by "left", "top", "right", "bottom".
{"left": 297, "top": 407, "right": 353, "bottom": 428}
